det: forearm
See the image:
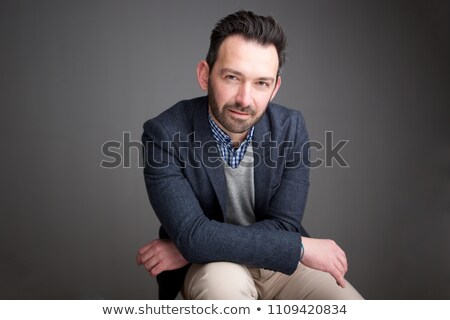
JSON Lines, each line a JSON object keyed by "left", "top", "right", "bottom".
{"left": 246, "top": 174, "right": 309, "bottom": 233}
{"left": 146, "top": 173, "right": 302, "bottom": 274}
{"left": 184, "top": 220, "right": 302, "bottom": 273}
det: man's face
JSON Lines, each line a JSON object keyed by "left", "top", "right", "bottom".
{"left": 204, "top": 35, "right": 281, "bottom": 138}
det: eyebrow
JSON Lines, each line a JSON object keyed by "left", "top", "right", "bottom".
{"left": 220, "top": 68, "right": 275, "bottom": 83}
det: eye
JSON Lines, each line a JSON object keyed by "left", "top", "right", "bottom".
{"left": 225, "top": 75, "right": 238, "bottom": 81}
{"left": 256, "top": 81, "right": 270, "bottom": 88}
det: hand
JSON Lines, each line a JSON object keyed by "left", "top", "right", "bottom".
{"left": 136, "top": 239, "right": 189, "bottom": 277}
{"left": 300, "top": 237, "right": 348, "bottom": 288}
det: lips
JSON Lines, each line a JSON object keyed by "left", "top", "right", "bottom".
{"left": 229, "top": 109, "right": 249, "bottom": 115}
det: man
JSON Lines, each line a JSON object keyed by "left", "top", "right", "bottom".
{"left": 137, "top": 10, "right": 363, "bottom": 300}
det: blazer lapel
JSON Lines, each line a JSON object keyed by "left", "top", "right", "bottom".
{"left": 252, "top": 112, "right": 273, "bottom": 215}
{"left": 192, "top": 99, "right": 228, "bottom": 215}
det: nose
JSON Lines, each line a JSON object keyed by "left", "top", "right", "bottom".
{"left": 235, "top": 83, "right": 252, "bottom": 107}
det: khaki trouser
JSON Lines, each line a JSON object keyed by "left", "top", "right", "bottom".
{"left": 182, "top": 262, "right": 363, "bottom": 300}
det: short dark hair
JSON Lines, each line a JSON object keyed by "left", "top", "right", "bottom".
{"left": 206, "top": 10, "right": 287, "bottom": 75}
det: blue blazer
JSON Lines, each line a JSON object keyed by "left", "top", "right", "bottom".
{"left": 142, "top": 96, "right": 310, "bottom": 299}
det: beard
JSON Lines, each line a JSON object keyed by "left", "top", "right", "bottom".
{"left": 208, "top": 82, "right": 267, "bottom": 134}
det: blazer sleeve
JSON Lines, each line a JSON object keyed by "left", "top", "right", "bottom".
{"left": 142, "top": 118, "right": 302, "bottom": 275}
{"left": 247, "top": 111, "right": 310, "bottom": 234}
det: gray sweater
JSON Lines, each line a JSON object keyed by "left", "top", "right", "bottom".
{"left": 224, "top": 144, "right": 256, "bottom": 226}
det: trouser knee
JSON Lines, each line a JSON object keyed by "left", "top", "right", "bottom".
{"left": 182, "top": 262, "right": 258, "bottom": 300}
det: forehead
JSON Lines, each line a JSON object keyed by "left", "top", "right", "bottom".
{"left": 213, "top": 35, "right": 279, "bottom": 78}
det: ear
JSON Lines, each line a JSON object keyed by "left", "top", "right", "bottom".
{"left": 196, "top": 60, "right": 209, "bottom": 91}
{"left": 270, "top": 76, "right": 282, "bottom": 101}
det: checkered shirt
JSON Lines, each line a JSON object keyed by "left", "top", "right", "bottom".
{"left": 208, "top": 114, "right": 254, "bottom": 169}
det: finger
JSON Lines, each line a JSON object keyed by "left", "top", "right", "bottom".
{"left": 150, "top": 263, "right": 163, "bottom": 277}
{"left": 336, "top": 271, "right": 347, "bottom": 288}
{"left": 137, "top": 242, "right": 154, "bottom": 264}
{"left": 333, "top": 244, "right": 347, "bottom": 269}
{"left": 140, "top": 250, "right": 155, "bottom": 266}
{"left": 138, "top": 242, "right": 154, "bottom": 254}
{"left": 137, "top": 239, "right": 165, "bottom": 266}
{"left": 149, "top": 250, "right": 174, "bottom": 277}
{"left": 336, "top": 251, "right": 348, "bottom": 274}
{"left": 332, "top": 256, "right": 348, "bottom": 285}
{"left": 340, "top": 254, "right": 348, "bottom": 273}
{"left": 139, "top": 244, "right": 163, "bottom": 266}
{"left": 335, "top": 256, "right": 347, "bottom": 275}
{"left": 337, "top": 277, "right": 347, "bottom": 288}
{"left": 136, "top": 248, "right": 149, "bottom": 265}
{"left": 144, "top": 255, "right": 159, "bottom": 273}
{"left": 335, "top": 275, "right": 346, "bottom": 288}
{"left": 330, "top": 266, "right": 347, "bottom": 288}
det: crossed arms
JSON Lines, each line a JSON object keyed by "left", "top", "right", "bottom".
{"left": 137, "top": 107, "right": 348, "bottom": 287}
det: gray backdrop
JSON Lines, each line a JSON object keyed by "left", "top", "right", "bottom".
{"left": 1, "top": 0, "right": 449, "bottom": 299}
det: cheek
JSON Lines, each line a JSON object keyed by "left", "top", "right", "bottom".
{"left": 217, "top": 86, "right": 237, "bottom": 106}
{"left": 211, "top": 82, "right": 230, "bottom": 102}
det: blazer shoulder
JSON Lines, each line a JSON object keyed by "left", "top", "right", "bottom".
{"left": 143, "top": 96, "right": 208, "bottom": 134}
{"left": 262, "top": 102, "right": 307, "bottom": 141}
{"left": 266, "top": 102, "right": 306, "bottom": 125}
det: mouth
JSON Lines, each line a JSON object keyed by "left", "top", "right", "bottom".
{"left": 228, "top": 108, "right": 251, "bottom": 117}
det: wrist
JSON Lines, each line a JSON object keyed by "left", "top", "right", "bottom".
{"left": 299, "top": 242, "right": 305, "bottom": 261}
{"left": 298, "top": 240, "right": 305, "bottom": 261}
